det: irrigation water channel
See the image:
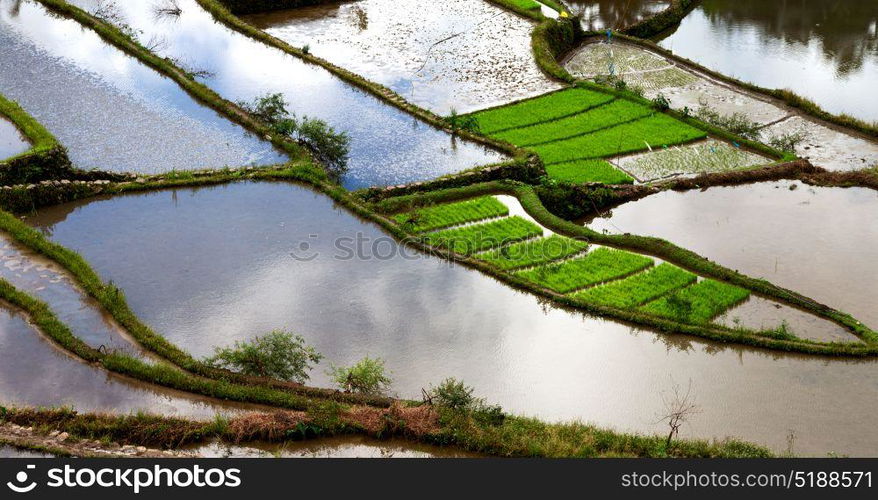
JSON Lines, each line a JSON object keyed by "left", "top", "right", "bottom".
{"left": 0, "top": 0, "right": 286, "bottom": 173}
{"left": 21, "top": 180, "right": 878, "bottom": 457}
{"left": 62, "top": 0, "right": 503, "bottom": 189}
{"left": 0, "top": 115, "right": 29, "bottom": 160}
{"left": 657, "top": 0, "right": 878, "bottom": 123}
{"left": 568, "top": 0, "right": 670, "bottom": 31}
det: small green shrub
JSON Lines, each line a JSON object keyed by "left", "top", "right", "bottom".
{"left": 205, "top": 330, "right": 322, "bottom": 383}
{"left": 329, "top": 357, "right": 392, "bottom": 395}
{"left": 430, "top": 378, "right": 476, "bottom": 411}
{"left": 652, "top": 93, "right": 670, "bottom": 111}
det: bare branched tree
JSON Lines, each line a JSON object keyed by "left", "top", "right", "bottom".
{"left": 657, "top": 379, "right": 701, "bottom": 449}
{"left": 153, "top": 0, "right": 182, "bottom": 17}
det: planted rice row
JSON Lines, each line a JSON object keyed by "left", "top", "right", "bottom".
{"left": 425, "top": 216, "right": 542, "bottom": 255}
{"left": 572, "top": 263, "right": 697, "bottom": 309}
{"left": 468, "top": 88, "right": 614, "bottom": 134}
{"left": 476, "top": 234, "right": 588, "bottom": 270}
{"left": 492, "top": 99, "right": 654, "bottom": 146}
{"left": 544, "top": 159, "right": 633, "bottom": 184}
{"left": 639, "top": 279, "right": 750, "bottom": 324}
{"left": 393, "top": 196, "right": 508, "bottom": 232}
{"left": 532, "top": 114, "right": 707, "bottom": 164}
{"left": 516, "top": 247, "right": 654, "bottom": 293}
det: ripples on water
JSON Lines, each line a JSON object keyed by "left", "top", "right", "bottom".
{"left": 0, "top": 0, "right": 286, "bottom": 173}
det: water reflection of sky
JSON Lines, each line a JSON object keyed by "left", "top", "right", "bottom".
{"left": 658, "top": 0, "right": 878, "bottom": 121}
{"left": 0, "top": 0, "right": 285, "bottom": 172}
{"left": 65, "top": 0, "right": 504, "bottom": 188}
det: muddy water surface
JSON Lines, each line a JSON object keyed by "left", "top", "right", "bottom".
{"left": 24, "top": 181, "right": 878, "bottom": 456}
{"left": 0, "top": 0, "right": 284, "bottom": 173}
{"left": 242, "top": 0, "right": 562, "bottom": 113}
{"left": 193, "top": 436, "right": 479, "bottom": 458}
{"left": 0, "top": 116, "right": 29, "bottom": 160}
{"left": 0, "top": 305, "right": 260, "bottom": 418}
{"left": 657, "top": 0, "right": 878, "bottom": 122}
{"left": 0, "top": 445, "right": 52, "bottom": 458}
{"left": 585, "top": 181, "right": 878, "bottom": 331}
{"left": 65, "top": 0, "right": 503, "bottom": 188}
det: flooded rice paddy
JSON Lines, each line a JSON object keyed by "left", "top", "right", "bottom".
{"left": 657, "top": 0, "right": 878, "bottom": 123}
{"left": 0, "top": 116, "right": 29, "bottom": 160}
{"left": 564, "top": 40, "right": 878, "bottom": 171}
{"left": 0, "top": 0, "right": 285, "bottom": 173}
{"left": 22, "top": 181, "right": 878, "bottom": 456}
{"left": 241, "top": 0, "right": 562, "bottom": 114}
{"left": 568, "top": 0, "right": 670, "bottom": 31}
{"left": 0, "top": 303, "right": 260, "bottom": 418}
{"left": 193, "top": 436, "right": 479, "bottom": 458}
{"left": 585, "top": 181, "right": 878, "bottom": 332}
{"left": 64, "top": 0, "right": 503, "bottom": 188}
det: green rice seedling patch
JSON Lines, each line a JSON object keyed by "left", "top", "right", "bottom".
{"left": 572, "top": 263, "right": 697, "bottom": 308}
{"left": 532, "top": 114, "right": 707, "bottom": 164}
{"left": 544, "top": 159, "right": 633, "bottom": 184}
{"left": 516, "top": 247, "right": 654, "bottom": 293}
{"left": 476, "top": 234, "right": 588, "bottom": 270}
{"left": 393, "top": 196, "right": 508, "bottom": 232}
{"left": 468, "top": 89, "right": 614, "bottom": 134}
{"left": 640, "top": 279, "right": 751, "bottom": 324}
{"left": 492, "top": 100, "right": 654, "bottom": 146}
{"left": 425, "top": 216, "right": 543, "bottom": 255}
{"left": 613, "top": 139, "right": 769, "bottom": 181}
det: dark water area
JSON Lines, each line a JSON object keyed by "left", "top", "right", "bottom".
{"left": 193, "top": 435, "right": 480, "bottom": 458}
{"left": 657, "top": 0, "right": 878, "bottom": 122}
{"left": 24, "top": 181, "right": 878, "bottom": 456}
{"left": 0, "top": 0, "right": 285, "bottom": 173}
{"left": 584, "top": 181, "right": 878, "bottom": 331}
{"left": 65, "top": 0, "right": 503, "bottom": 188}
{"left": 0, "top": 304, "right": 260, "bottom": 418}
{"left": 567, "top": 0, "right": 670, "bottom": 31}
{"left": 0, "top": 115, "right": 29, "bottom": 160}
{"left": 0, "top": 445, "right": 52, "bottom": 458}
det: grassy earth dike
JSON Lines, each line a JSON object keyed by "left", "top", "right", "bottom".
{"left": 0, "top": 94, "right": 75, "bottom": 185}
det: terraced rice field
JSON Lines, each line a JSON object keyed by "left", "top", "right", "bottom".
{"left": 392, "top": 196, "right": 508, "bottom": 232}
{"left": 466, "top": 88, "right": 707, "bottom": 184}
{"left": 613, "top": 139, "right": 770, "bottom": 181}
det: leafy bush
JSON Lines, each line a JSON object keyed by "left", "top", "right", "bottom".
{"left": 652, "top": 93, "right": 671, "bottom": 111}
{"left": 238, "top": 93, "right": 350, "bottom": 177}
{"left": 767, "top": 131, "right": 807, "bottom": 153}
{"left": 205, "top": 330, "right": 322, "bottom": 383}
{"left": 329, "top": 357, "right": 392, "bottom": 395}
{"left": 430, "top": 378, "right": 476, "bottom": 411}
{"left": 427, "top": 378, "right": 505, "bottom": 426}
